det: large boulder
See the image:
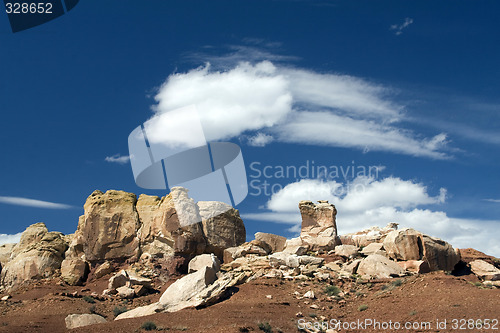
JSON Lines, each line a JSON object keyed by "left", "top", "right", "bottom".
{"left": 1, "top": 223, "right": 68, "bottom": 289}
{"left": 254, "top": 232, "right": 287, "bottom": 253}
{"left": 383, "top": 228, "right": 460, "bottom": 272}
{"left": 60, "top": 259, "right": 89, "bottom": 286}
{"left": 383, "top": 228, "right": 423, "bottom": 261}
{"left": 341, "top": 223, "right": 398, "bottom": 247}
{"left": 421, "top": 235, "right": 460, "bottom": 271}
{"left": 357, "top": 254, "right": 405, "bottom": 279}
{"left": 158, "top": 266, "right": 217, "bottom": 309}
{"left": 136, "top": 189, "right": 206, "bottom": 257}
{"left": 469, "top": 260, "right": 500, "bottom": 281}
{"left": 66, "top": 190, "right": 141, "bottom": 262}
{"left": 298, "top": 200, "right": 337, "bottom": 251}
{"left": 199, "top": 201, "right": 246, "bottom": 258}
{"left": 65, "top": 314, "right": 106, "bottom": 329}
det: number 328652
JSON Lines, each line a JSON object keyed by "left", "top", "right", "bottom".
{"left": 5, "top": 3, "right": 53, "bottom": 14}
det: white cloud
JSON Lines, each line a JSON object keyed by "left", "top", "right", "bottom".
{"left": 105, "top": 154, "right": 130, "bottom": 164}
{"left": 484, "top": 199, "right": 500, "bottom": 203}
{"left": 248, "top": 133, "right": 274, "bottom": 147}
{"left": 0, "top": 196, "right": 73, "bottom": 209}
{"left": 245, "top": 177, "right": 500, "bottom": 257}
{"left": 390, "top": 17, "right": 414, "bottom": 35}
{"left": 0, "top": 233, "right": 22, "bottom": 245}
{"left": 150, "top": 60, "right": 449, "bottom": 159}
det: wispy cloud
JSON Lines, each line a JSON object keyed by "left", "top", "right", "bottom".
{"left": 0, "top": 233, "right": 22, "bottom": 245}
{"left": 0, "top": 196, "right": 74, "bottom": 209}
{"left": 390, "top": 17, "right": 414, "bottom": 35}
{"left": 105, "top": 154, "right": 131, "bottom": 164}
{"left": 150, "top": 59, "right": 449, "bottom": 159}
{"left": 484, "top": 199, "right": 500, "bottom": 203}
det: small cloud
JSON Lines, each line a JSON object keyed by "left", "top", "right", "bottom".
{"left": 0, "top": 196, "right": 74, "bottom": 209}
{"left": 248, "top": 133, "right": 274, "bottom": 147}
{"left": 105, "top": 154, "right": 130, "bottom": 164}
{"left": 0, "top": 232, "right": 22, "bottom": 245}
{"left": 484, "top": 199, "right": 500, "bottom": 203}
{"left": 390, "top": 17, "right": 414, "bottom": 35}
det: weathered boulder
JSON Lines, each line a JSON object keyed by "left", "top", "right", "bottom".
{"left": 93, "top": 261, "right": 114, "bottom": 279}
{"left": 383, "top": 228, "right": 423, "bottom": 261}
{"left": 254, "top": 232, "right": 287, "bottom": 253}
{"left": 357, "top": 254, "right": 405, "bottom": 279}
{"left": 283, "top": 238, "right": 308, "bottom": 255}
{"left": 108, "top": 269, "right": 152, "bottom": 290}
{"left": 222, "top": 240, "right": 270, "bottom": 263}
{"left": 1, "top": 223, "right": 68, "bottom": 289}
{"left": 65, "top": 314, "right": 106, "bottom": 329}
{"left": 299, "top": 200, "right": 338, "bottom": 251}
{"left": 199, "top": 201, "right": 246, "bottom": 258}
{"left": 335, "top": 245, "right": 359, "bottom": 258}
{"left": 116, "top": 286, "right": 136, "bottom": 299}
{"left": 341, "top": 223, "right": 398, "bottom": 247}
{"left": 158, "top": 266, "right": 217, "bottom": 309}
{"left": 67, "top": 190, "right": 141, "bottom": 262}
{"left": 421, "top": 235, "right": 460, "bottom": 271}
{"left": 188, "top": 254, "right": 220, "bottom": 273}
{"left": 60, "top": 259, "right": 89, "bottom": 286}
{"left": 470, "top": 260, "right": 500, "bottom": 281}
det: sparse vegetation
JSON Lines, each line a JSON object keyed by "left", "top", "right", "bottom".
{"left": 358, "top": 304, "right": 368, "bottom": 311}
{"left": 409, "top": 310, "right": 417, "bottom": 316}
{"left": 392, "top": 279, "right": 403, "bottom": 287}
{"left": 141, "top": 321, "right": 157, "bottom": 331}
{"left": 82, "top": 296, "right": 95, "bottom": 304}
{"left": 258, "top": 321, "right": 272, "bottom": 333}
{"left": 309, "top": 313, "right": 317, "bottom": 318}
{"left": 324, "top": 285, "right": 341, "bottom": 296}
{"left": 89, "top": 305, "right": 97, "bottom": 314}
{"left": 113, "top": 306, "right": 128, "bottom": 317}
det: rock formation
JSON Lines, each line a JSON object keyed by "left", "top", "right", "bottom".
{"left": 298, "top": 200, "right": 338, "bottom": 251}
{"left": 0, "top": 223, "right": 67, "bottom": 289}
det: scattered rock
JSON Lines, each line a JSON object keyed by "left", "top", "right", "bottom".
{"left": 116, "top": 286, "right": 135, "bottom": 299}
{"left": 303, "top": 290, "right": 315, "bottom": 299}
{"left": 65, "top": 314, "right": 106, "bottom": 329}
{"left": 1, "top": 295, "right": 10, "bottom": 301}
{"left": 470, "top": 260, "right": 500, "bottom": 281}
{"left": 93, "top": 261, "right": 114, "bottom": 279}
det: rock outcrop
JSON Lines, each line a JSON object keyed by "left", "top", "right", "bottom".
{"left": 199, "top": 201, "right": 246, "bottom": 258}
{"left": 469, "top": 259, "right": 500, "bottom": 281}
{"left": 0, "top": 223, "right": 67, "bottom": 289}
{"left": 357, "top": 254, "right": 406, "bottom": 279}
{"left": 66, "top": 190, "right": 141, "bottom": 262}
{"left": 254, "top": 232, "right": 286, "bottom": 253}
{"left": 298, "top": 200, "right": 338, "bottom": 251}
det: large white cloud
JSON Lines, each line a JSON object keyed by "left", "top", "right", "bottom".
{"left": 149, "top": 60, "right": 449, "bottom": 158}
{"left": 0, "top": 233, "right": 21, "bottom": 245}
{"left": 243, "top": 177, "right": 500, "bottom": 257}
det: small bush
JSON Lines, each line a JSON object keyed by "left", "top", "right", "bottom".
{"left": 141, "top": 321, "right": 157, "bottom": 331}
{"left": 358, "top": 304, "right": 368, "bottom": 311}
{"left": 89, "top": 305, "right": 97, "bottom": 314}
{"left": 392, "top": 279, "right": 403, "bottom": 287}
{"left": 309, "top": 313, "right": 317, "bottom": 318}
{"left": 409, "top": 310, "right": 417, "bottom": 316}
{"left": 258, "top": 321, "right": 272, "bottom": 333}
{"left": 82, "top": 296, "right": 95, "bottom": 304}
{"left": 113, "top": 306, "right": 128, "bottom": 317}
{"left": 324, "top": 285, "right": 341, "bottom": 296}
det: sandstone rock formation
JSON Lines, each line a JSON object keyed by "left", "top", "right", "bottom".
{"left": 199, "top": 201, "right": 246, "bottom": 258}
{"left": 1, "top": 223, "right": 67, "bottom": 289}
{"left": 66, "top": 190, "right": 141, "bottom": 262}
{"left": 60, "top": 259, "right": 89, "bottom": 286}
{"left": 357, "top": 254, "right": 406, "bottom": 279}
{"left": 298, "top": 200, "right": 338, "bottom": 251}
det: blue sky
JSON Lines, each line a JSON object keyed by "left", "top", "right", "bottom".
{"left": 1, "top": 1, "right": 499, "bottom": 256}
